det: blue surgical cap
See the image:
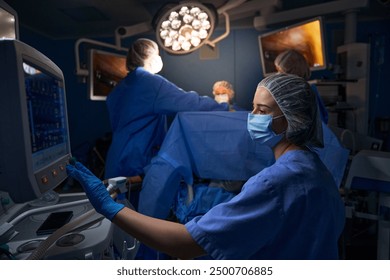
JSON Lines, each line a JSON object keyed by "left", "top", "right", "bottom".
{"left": 258, "top": 73, "right": 323, "bottom": 148}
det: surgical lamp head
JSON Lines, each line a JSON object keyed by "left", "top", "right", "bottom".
{"left": 153, "top": 2, "right": 217, "bottom": 55}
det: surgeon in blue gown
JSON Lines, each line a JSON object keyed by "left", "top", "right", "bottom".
{"left": 67, "top": 73, "right": 345, "bottom": 260}
{"left": 212, "top": 80, "right": 247, "bottom": 111}
{"left": 104, "top": 38, "right": 228, "bottom": 180}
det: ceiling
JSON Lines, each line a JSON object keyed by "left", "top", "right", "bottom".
{"left": 3, "top": 0, "right": 390, "bottom": 40}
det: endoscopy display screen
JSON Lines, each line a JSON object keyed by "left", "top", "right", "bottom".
{"left": 0, "top": 8, "right": 17, "bottom": 39}
{"left": 258, "top": 18, "right": 326, "bottom": 76}
{"left": 23, "top": 61, "right": 69, "bottom": 171}
{"left": 89, "top": 49, "right": 127, "bottom": 100}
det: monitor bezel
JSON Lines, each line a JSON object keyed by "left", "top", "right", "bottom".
{"left": 0, "top": 40, "right": 71, "bottom": 203}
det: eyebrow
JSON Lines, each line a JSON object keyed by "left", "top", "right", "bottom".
{"left": 253, "top": 103, "right": 272, "bottom": 109}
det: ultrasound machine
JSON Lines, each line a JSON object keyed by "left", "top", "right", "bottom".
{"left": 0, "top": 2, "right": 136, "bottom": 259}
{"left": 0, "top": 38, "right": 120, "bottom": 260}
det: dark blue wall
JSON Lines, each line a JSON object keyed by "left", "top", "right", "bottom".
{"left": 18, "top": 17, "right": 390, "bottom": 153}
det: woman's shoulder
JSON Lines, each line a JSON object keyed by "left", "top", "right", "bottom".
{"left": 243, "top": 151, "right": 320, "bottom": 191}
{"left": 258, "top": 150, "right": 318, "bottom": 180}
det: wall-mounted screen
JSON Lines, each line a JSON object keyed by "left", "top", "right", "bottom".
{"left": 258, "top": 17, "right": 327, "bottom": 76}
{"left": 0, "top": 0, "right": 19, "bottom": 39}
{"left": 88, "top": 49, "right": 127, "bottom": 101}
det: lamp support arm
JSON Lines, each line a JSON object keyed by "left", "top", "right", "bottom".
{"left": 74, "top": 38, "right": 127, "bottom": 77}
{"left": 217, "top": 0, "right": 248, "bottom": 14}
{"left": 115, "top": 21, "right": 152, "bottom": 49}
{"left": 205, "top": 12, "right": 230, "bottom": 48}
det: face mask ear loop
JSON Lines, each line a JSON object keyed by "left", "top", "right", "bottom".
{"left": 272, "top": 114, "right": 287, "bottom": 139}
{"left": 272, "top": 114, "right": 285, "bottom": 120}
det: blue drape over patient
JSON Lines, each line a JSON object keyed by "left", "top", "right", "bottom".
{"left": 139, "top": 111, "right": 274, "bottom": 218}
{"left": 138, "top": 111, "right": 349, "bottom": 219}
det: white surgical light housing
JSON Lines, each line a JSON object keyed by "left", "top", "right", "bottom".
{"left": 153, "top": 2, "right": 217, "bottom": 55}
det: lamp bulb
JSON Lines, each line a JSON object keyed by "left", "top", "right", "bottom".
{"left": 169, "top": 11, "right": 179, "bottom": 21}
{"left": 179, "top": 6, "right": 190, "bottom": 16}
{"left": 199, "top": 29, "right": 208, "bottom": 39}
{"left": 190, "top": 7, "right": 201, "bottom": 16}
{"left": 161, "top": 20, "right": 170, "bottom": 29}
{"left": 182, "top": 41, "right": 191, "bottom": 51}
{"left": 192, "top": 19, "right": 201, "bottom": 29}
{"left": 172, "top": 41, "right": 181, "bottom": 51}
{"left": 171, "top": 19, "right": 181, "bottom": 29}
{"left": 183, "top": 14, "right": 193, "bottom": 23}
{"left": 198, "top": 12, "right": 208, "bottom": 20}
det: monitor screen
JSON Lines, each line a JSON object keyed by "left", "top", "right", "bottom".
{"left": 24, "top": 62, "right": 69, "bottom": 172}
{"left": 0, "top": 0, "right": 19, "bottom": 39}
{"left": 0, "top": 40, "right": 71, "bottom": 203}
{"left": 258, "top": 17, "right": 327, "bottom": 76}
{"left": 88, "top": 49, "right": 127, "bottom": 101}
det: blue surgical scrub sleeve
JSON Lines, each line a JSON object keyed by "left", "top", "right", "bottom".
{"left": 105, "top": 67, "right": 228, "bottom": 178}
{"left": 185, "top": 150, "right": 345, "bottom": 260}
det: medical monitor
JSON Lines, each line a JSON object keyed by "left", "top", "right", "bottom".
{"left": 0, "top": 40, "right": 71, "bottom": 203}
{"left": 258, "top": 17, "right": 327, "bottom": 76}
{"left": 0, "top": 0, "right": 19, "bottom": 39}
{"left": 88, "top": 48, "right": 127, "bottom": 101}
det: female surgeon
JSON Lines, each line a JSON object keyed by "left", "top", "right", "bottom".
{"left": 274, "top": 49, "right": 329, "bottom": 124}
{"left": 104, "top": 38, "right": 228, "bottom": 181}
{"left": 67, "top": 73, "right": 345, "bottom": 260}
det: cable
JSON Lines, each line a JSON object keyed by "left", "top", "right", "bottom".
{"left": 26, "top": 208, "right": 101, "bottom": 260}
{"left": 340, "top": 129, "right": 356, "bottom": 154}
{"left": 10, "top": 197, "right": 90, "bottom": 225}
{"left": 0, "top": 247, "right": 16, "bottom": 260}
{"left": 27, "top": 190, "right": 119, "bottom": 260}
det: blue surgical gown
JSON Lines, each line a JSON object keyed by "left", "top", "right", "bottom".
{"left": 104, "top": 67, "right": 228, "bottom": 178}
{"left": 185, "top": 149, "right": 345, "bottom": 260}
{"left": 311, "top": 84, "right": 329, "bottom": 124}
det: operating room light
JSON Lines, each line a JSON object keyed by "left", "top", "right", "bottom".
{"left": 153, "top": 2, "right": 217, "bottom": 55}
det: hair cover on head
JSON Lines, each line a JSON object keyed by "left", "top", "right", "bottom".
{"left": 213, "top": 80, "right": 235, "bottom": 97}
{"left": 126, "top": 38, "right": 158, "bottom": 71}
{"left": 274, "top": 49, "right": 311, "bottom": 80}
{"left": 258, "top": 73, "right": 323, "bottom": 148}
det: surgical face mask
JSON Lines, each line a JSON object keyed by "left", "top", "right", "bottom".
{"left": 247, "top": 113, "right": 284, "bottom": 148}
{"left": 214, "top": 94, "right": 229, "bottom": 104}
{"left": 149, "top": 55, "right": 163, "bottom": 74}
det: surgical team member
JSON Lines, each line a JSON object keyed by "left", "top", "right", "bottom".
{"left": 67, "top": 73, "right": 345, "bottom": 260}
{"left": 104, "top": 38, "right": 228, "bottom": 181}
{"left": 212, "top": 80, "right": 245, "bottom": 111}
{"left": 274, "top": 49, "right": 329, "bottom": 124}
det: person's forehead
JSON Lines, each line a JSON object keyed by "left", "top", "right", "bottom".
{"left": 214, "top": 86, "right": 232, "bottom": 94}
{"left": 253, "top": 87, "right": 277, "bottom": 107}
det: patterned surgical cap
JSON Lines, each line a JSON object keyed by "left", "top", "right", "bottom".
{"left": 258, "top": 73, "right": 323, "bottom": 148}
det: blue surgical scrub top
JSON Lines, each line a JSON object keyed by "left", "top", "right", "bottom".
{"left": 185, "top": 150, "right": 345, "bottom": 260}
{"left": 105, "top": 67, "right": 228, "bottom": 178}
